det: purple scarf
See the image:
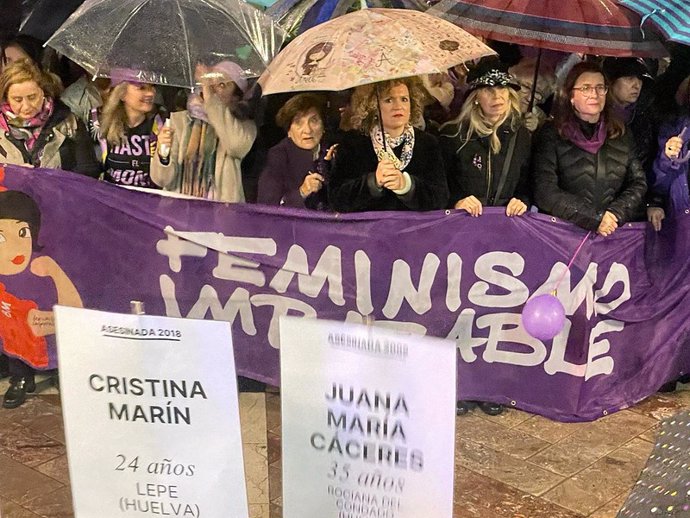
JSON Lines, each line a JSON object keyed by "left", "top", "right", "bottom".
{"left": 561, "top": 117, "right": 607, "bottom": 154}
{"left": 611, "top": 102, "right": 636, "bottom": 126}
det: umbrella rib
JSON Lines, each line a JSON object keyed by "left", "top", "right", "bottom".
{"left": 175, "top": 0, "right": 194, "bottom": 88}
{"left": 204, "top": 0, "right": 276, "bottom": 67}
{"left": 100, "top": 0, "right": 150, "bottom": 77}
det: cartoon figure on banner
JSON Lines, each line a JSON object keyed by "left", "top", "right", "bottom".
{"left": 0, "top": 170, "right": 83, "bottom": 408}
{"left": 299, "top": 42, "right": 334, "bottom": 78}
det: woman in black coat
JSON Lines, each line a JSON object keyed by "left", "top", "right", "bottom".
{"left": 532, "top": 62, "right": 647, "bottom": 236}
{"left": 440, "top": 57, "right": 532, "bottom": 217}
{"left": 328, "top": 76, "right": 448, "bottom": 212}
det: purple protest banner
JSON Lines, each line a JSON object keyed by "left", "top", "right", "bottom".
{"left": 1, "top": 164, "right": 689, "bottom": 422}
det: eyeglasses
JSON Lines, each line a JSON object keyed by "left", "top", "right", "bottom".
{"left": 572, "top": 85, "right": 608, "bottom": 96}
{"left": 517, "top": 83, "right": 544, "bottom": 103}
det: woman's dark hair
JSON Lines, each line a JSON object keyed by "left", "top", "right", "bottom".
{"left": 276, "top": 93, "right": 326, "bottom": 131}
{"left": 554, "top": 61, "right": 625, "bottom": 139}
{"left": 2, "top": 35, "right": 44, "bottom": 65}
{"left": 0, "top": 190, "right": 41, "bottom": 250}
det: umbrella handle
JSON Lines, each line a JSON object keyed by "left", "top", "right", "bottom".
{"left": 159, "top": 119, "right": 172, "bottom": 159}
{"left": 376, "top": 85, "right": 387, "bottom": 153}
{"left": 526, "top": 48, "right": 542, "bottom": 114}
{"left": 671, "top": 126, "right": 690, "bottom": 164}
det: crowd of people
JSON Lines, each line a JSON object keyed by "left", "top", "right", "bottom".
{"left": 1, "top": 30, "right": 690, "bottom": 411}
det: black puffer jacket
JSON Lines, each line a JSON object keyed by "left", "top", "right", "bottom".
{"left": 533, "top": 121, "right": 647, "bottom": 231}
{"left": 439, "top": 119, "right": 531, "bottom": 208}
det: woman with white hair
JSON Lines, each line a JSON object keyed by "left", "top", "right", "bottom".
{"left": 152, "top": 61, "right": 257, "bottom": 202}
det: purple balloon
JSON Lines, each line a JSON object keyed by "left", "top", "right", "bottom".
{"left": 521, "top": 294, "right": 566, "bottom": 340}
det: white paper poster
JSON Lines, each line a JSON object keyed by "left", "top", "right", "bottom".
{"left": 280, "top": 316, "right": 457, "bottom": 518}
{"left": 54, "top": 306, "right": 248, "bottom": 518}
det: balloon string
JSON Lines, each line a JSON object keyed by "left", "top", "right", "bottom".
{"left": 553, "top": 231, "right": 592, "bottom": 294}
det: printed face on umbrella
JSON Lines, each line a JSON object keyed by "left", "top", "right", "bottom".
{"left": 299, "top": 42, "right": 334, "bottom": 77}
{"left": 121, "top": 83, "right": 156, "bottom": 116}
{"left": 288, "top": 107, "right": 324, "bottom": 151}
{"left": 379, "top": 83, "right": 411, "bottom": 137}
{"left": 6, "top": 81, "right": 45, "bottom": 120}
{"left": 571, "top": 72, "right": 607, "bottom": 122}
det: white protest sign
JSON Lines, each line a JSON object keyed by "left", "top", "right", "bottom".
{"left": 54, "top": 306, "right": 248, "bottom": 518}
{"left": 280, "top": 316, "right": 457, "bottom": 518}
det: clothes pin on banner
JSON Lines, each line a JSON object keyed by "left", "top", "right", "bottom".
{"left": 130, "top": 300, "right": 145, "bottom": 315}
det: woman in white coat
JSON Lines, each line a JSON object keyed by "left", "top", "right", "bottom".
{"left": 152, "top": 61, "right": 257, "bottom": 202}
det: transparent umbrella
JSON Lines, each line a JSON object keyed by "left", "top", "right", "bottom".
{"left": 45, "top": 0, "right": 287, "bottom": 88}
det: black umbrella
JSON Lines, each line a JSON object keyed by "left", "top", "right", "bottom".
{"left": 0, "top": 0, "right": 25, "bottom": 41}
{"left": 19, "top": 0, "right": 84, "bottom": 41}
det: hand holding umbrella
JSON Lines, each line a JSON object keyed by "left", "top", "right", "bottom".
{"left": 665, "top": 126, "right": 689, "bottom": 163}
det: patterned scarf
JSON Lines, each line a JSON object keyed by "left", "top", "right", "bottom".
{"left": 186, "top": 92, "right": 208, "bottom": 123}
{"left": 0, "top": 97, "right": 54, "bottom": 152}
{"left": 370, "top": 123, "right": 415, "bottom": 170}
{"left": 177, "top": 116, "right": 218, "bottom": 199}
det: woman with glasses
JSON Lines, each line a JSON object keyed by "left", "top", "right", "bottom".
{"left": 533, "top": 62, "right": 646, "bottom": 236}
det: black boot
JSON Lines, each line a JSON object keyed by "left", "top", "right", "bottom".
{"left": 456, "top": 400, "right": 477, "bottom": 416}
{"left": 658, "top": 381, "right": 677, "bottom": 393}
{"left": 478, "top": 401, "right": 504, "bottom": 416}
{"left": 3, "top": 376, "right": 36, "bottom": 409}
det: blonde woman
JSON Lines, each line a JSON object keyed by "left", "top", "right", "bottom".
{"left": 0, "top": 59, "right": 98, "bottom": 176}
{"left": 328, "top": 77, "right": 448, "bottom": 212}
{"left": 98, "top": 69, "right": 164, "bottom": 188}
{"left": 439, "top": 58, "right": 532, "bottom": 220}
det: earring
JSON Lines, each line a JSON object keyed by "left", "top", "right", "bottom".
{"left": 473, "top": 100, "right": 479, "bottom": 106}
